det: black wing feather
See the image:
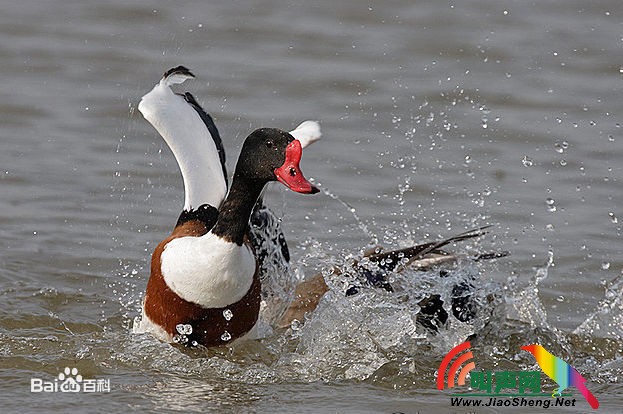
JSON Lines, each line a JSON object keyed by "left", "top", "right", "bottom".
{"left": 181, "top": 92, "right": 228, "bottom": 188}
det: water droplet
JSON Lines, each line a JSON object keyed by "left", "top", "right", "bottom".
{"left": 559, "top": 159, "right": 567, "bottom": 166}
{"left": 176, "top": 323, "right": 193, "bottom": 335}
{"left": 173, "top": 334, "right": 188, "bottom": 344}
{"left": 522, "top": 156, "right": 533, "bottom": 167}
{"left": 223, "top": 309, "right": 233, "bottom": 321}
{"left": 602, "top": 262, "right": 611, "bottom": 270}
{"left": 221, "top": 331, "right": 232, "bottom": 341}
{"left": 556, "top": 295, "right": 565, "bottom": 302}
{"left": 608, "top": 212, "right": 618, "bottom": 223}
{"left": 290, "top": 319, "right": 301, "bottom": 331}
{"left": 554, "top": 141, "right": 567, "bottom": 153}
{"left": 545, "top": 198, "right": 557, "bottom": 212}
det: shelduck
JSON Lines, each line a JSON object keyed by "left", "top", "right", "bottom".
{"left": 135, "top": 66, "right": 319, "bottom": 346}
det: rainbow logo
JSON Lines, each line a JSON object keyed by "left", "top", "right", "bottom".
{"left": 437, "top": 341, "right": 476, "bottom": 390}
{"left": 521, "top": 344, "right": 599, "bottom": 409}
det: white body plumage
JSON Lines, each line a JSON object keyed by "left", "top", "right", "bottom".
{"left": 160, "top": 232, "right": 256, "bottom": 308}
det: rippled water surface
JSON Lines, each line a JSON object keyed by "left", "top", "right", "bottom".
{"left": 1, "top": 1, "right": 622, "bottom": 413}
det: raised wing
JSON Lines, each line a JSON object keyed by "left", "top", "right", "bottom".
{"left": 138, "top": 66, "right": 228, "bottom": 212}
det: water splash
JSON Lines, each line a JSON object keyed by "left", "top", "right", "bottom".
{"left": 574, "top": 275, "right": 623, "bottom": 340}
{"left": 505, "top": 250, "right": 553, "bottom": 329}
{"left": 115, "top": 225, "right": 623, "bottom": 392}
{"left": 316, "top": 183, "right": 378, "bottom": 245}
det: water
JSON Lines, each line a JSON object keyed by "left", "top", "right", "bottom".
{"left": 1, "top": 0, "right": 622, "bottom": 412}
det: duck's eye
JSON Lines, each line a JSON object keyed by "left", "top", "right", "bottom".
{"left": 289, "top": 167, "right": 297, "bottom": 176}
{"left": 265, "top": 140, "right": 273, "bottom": 148}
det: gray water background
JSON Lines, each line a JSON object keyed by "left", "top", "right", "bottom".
{"left": 0, "top": 0, "right": 621, "bottom": 412}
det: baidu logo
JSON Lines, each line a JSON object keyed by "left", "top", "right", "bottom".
{"left": 31, "top": 367, "right": 110, "bottom": 393}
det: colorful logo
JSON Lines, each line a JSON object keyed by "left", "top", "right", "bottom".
{"left": 521, "top": 344, "right": 599, "bottom": 409}
{"left": 436, "top": 341, "right": 475, "bottom": 390}
{"left": 436, "top": 342, "right": 599, "bottom": 410}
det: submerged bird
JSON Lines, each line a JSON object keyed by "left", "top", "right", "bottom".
{"left": 135, "top": 66, "right": 320, "bottom": 346}
{"left": 521, "top": 344, "right": 599, "bottom": 409}
{"left": 279, "top": 226, "right": 507, "bottom": 329}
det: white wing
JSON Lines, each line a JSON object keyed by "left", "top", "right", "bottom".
{"left": 138, "top": 66, "right": 228, "bottom": 211}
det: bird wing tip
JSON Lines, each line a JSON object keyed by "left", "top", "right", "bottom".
{"left": 162, "top": 66, "right": 195, "bottom": 87}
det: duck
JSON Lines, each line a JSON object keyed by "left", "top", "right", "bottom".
{"left": 134, "top": 66, "right": 320, "bottom": 346}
